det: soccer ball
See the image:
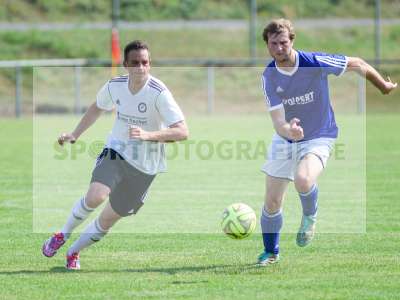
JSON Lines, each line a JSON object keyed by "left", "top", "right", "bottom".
{"left": 221, "top": 203, "right": 257, "bottom": 239}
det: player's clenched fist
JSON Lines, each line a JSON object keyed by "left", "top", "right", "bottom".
{"left": 288, "top": 118, "right": 304, "bottom": 141}
{"left": 381, "top": 76, "right": 398, "bottom": 95}
{"left": 58, "top": 133, "right": 76, "bottom": 146}
{"left": 128, "top": 125, "right": 150, "bottom": 141}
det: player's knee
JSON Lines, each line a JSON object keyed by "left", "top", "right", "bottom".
{"left": 85, "top": 185, "right": 110, "bottom": 208}
{"left": 97, "top": 203, "right": 122, "bottom": 231}
{"left": 294, "top": 175, "right": 313, "bottom": 193}
{"left": 98, "top": 214, "right": 121, "bottom": 231}
{"left": 265, "top": 194, "right": 283, "bottom": 213}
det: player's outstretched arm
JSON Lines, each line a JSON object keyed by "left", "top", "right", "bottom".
{"left": 346, "top": 57, "right": 398, "bottom": 95}
{"left": 128, "top": 120, "right": 189, "bottom": 143}
{"left": 270, "top": 107, "right": 304, "bottom": 141}
{"left": 58, "top": 102, "right": 104, "bottom": 146}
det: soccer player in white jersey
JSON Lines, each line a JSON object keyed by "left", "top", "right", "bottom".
{"left": 257, "top": 19, "right": 397, "bottom": 266}
{"left": 42, "top": 40, "right": 189, "bottom": 270}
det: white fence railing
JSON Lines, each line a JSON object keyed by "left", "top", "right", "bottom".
{"left": 1, "top": 58, "right": 398, "bottom": 117}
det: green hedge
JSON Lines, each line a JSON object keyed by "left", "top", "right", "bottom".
{"left": 1, "top": 0, "right": 399, "bottom": 22}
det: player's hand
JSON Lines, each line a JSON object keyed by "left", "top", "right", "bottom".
{"left": 58, "top": 133, "right": 76, "bottom": 146}
{"left": 288, "top": 118, "right": 304, "bottom": 141}
{"left": 382, "top": 76, "right": 398, "bottom": 94}
{"left": 129, "top": 125, "right": 150, "bottom": 141}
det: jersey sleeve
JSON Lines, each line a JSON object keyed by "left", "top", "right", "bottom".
{"left": 155, "top": 90, "right": 185, "bottom": 127}
{"left": 96, "top": 82, "right": 114, "bottom": 111}
{"left": 314, "top": 52, "right": 348, "bottom": 77}
{"left": 261, "top": 73, "right": 283, "bottom": 111}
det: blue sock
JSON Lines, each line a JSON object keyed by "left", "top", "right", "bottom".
{"left": 299, "top": 184, "right": 318, "bottom": 217}
{"left": 260, "top": 208, "right": 282, "bottom": 255}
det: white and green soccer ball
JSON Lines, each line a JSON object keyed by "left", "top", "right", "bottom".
{"left": 221, "top": 203, "right": 257, "bottom": 239}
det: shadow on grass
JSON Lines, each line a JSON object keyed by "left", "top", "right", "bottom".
{"left": 124, "top": 263, "right": 260, "bottom": 275}
{"left": 0, "top": 263, "right": 267, "bottom": 275}
{"left": 0, "top": 267, "right": 77, "bottom": 274}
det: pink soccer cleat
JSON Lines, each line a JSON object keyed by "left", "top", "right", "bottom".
{"left": 42, "top": 232, "right": 66, "bottom": 257}
{"left": 66, "top": 252, "right": 80, "bottom": 270}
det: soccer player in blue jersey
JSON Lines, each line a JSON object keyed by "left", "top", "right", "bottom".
{"left": 257, "top": 19, "right": 397, "bottom": 266}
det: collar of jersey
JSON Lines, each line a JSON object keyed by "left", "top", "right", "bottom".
{"left": 126, "top": 75, "right": 151, "bottom": 96}
{"left": 275, "top": 50, "right": 299, "bottom": 76}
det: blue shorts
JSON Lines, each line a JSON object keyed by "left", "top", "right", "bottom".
{"left": 261, "top": 134, "right": 335, "bottom": 181}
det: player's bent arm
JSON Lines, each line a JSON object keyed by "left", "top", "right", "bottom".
{"left": 270, "top": 107, "right": 290, "bottom": 138}
{"left": 346, "top": 57, "right": 397, "bottom": 95}
{"left": 129, "top": 120, "right": 189, "bottom": 143}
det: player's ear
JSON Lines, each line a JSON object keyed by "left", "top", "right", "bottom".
{"left": 123, "top": 60, "right": 128, "bottom": 68}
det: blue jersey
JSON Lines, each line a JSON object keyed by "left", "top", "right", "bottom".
{"left": 261, "top": 50, "right": 347, "bottom": 141}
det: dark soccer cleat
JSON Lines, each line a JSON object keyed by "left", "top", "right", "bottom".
{"left": 42, "top": 232, "right": 66, "bottom": 257}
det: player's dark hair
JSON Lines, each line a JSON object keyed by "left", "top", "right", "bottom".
{"left": 263, "top": 19, "right": 295, "bottom": 43}
{"left": 124, "top": 40, "right": 150, "bottom": 62}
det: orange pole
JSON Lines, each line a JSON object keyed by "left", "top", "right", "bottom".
{"left": 111, "top": 28, "right": 121, "bottom": 77}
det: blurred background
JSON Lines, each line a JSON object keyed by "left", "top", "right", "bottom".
{"left": 0, "top": 0, "right": 399, "bottom": 117}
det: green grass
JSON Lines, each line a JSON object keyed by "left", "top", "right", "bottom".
{"left": 1, "top": 0, "right": 399, "bottom": 22}
{"left": 1, "top": 26, "right": 400, "bottom": 60}
{"left": 4, "top": 61, "right": 400, "bottom": 115}
{"left": 1, "top": 114, "right": 399, "bottom": 299}
{"left": 32, "top": 114, "right": 366, "bottom": 234}
{"left": 1, "top": 25, "right": 400, "bottom": 115}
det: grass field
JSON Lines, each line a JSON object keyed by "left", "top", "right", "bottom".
{"left": 0, "top": 113, "right": 399, "bottom": 299}
{"left": 2, "top": 0, "right": 399, "bottom": 23}
{"left": 30, "top": 66, "right": 371, "bottom": 115}
{"left": 2, "top": 25, "right": 400, "bottom": 116}
{"left": 2, "top": 26, "right": 400, "bottom": 60}
{"left": 33, "top": 114, "right": 365, "bottom": 234}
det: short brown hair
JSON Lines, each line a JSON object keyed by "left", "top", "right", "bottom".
{"left": 262, "top": 19, "right": 295, "bottom": 43}
{"left": 124, "top": 40, "right": 150, "bottom": 62}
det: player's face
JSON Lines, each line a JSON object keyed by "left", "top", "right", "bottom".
{"left": 124, "top": 49, "right": 151, "bottom": 80}
{"left": 267, "top": 30, "right": 293, "bottom": 63}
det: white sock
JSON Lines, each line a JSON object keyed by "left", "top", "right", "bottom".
{"left": 61, "top": 197, "right": 94, "bottom": 239}
{"left": 67, "top": 218, "right": 108, "bottom": 255}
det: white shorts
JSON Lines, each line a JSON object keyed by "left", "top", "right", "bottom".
{"left": 261, "top": 134, "right": 336, "bottom": 181}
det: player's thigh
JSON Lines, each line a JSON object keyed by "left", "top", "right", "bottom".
{"left": 109, "top": 172, "right": 155, "bottom": 217}
{"left": 98, "top": 201, "right": 122, "bottom": 231}
{"left": 87, "top": 148, "right": 124, "bottom": 208}
{"left": 294, "top": 153, "right": 324, "bottom": 193}
{"left": 265, "top": 175, "right": 290, "bottom": 213}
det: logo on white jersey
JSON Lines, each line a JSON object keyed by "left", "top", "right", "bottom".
{"left": 276, "top": 86, "right": 284, "bottom": 93}
{"left": 116, "top": 99, "right": 121, "bottom": 105}
{"left": 138, "top": 102, "right": 147, "bottom": 113}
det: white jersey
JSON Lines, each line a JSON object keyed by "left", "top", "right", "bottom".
{"left": 96, "top": 74, "right": 184, "bottom": 175}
